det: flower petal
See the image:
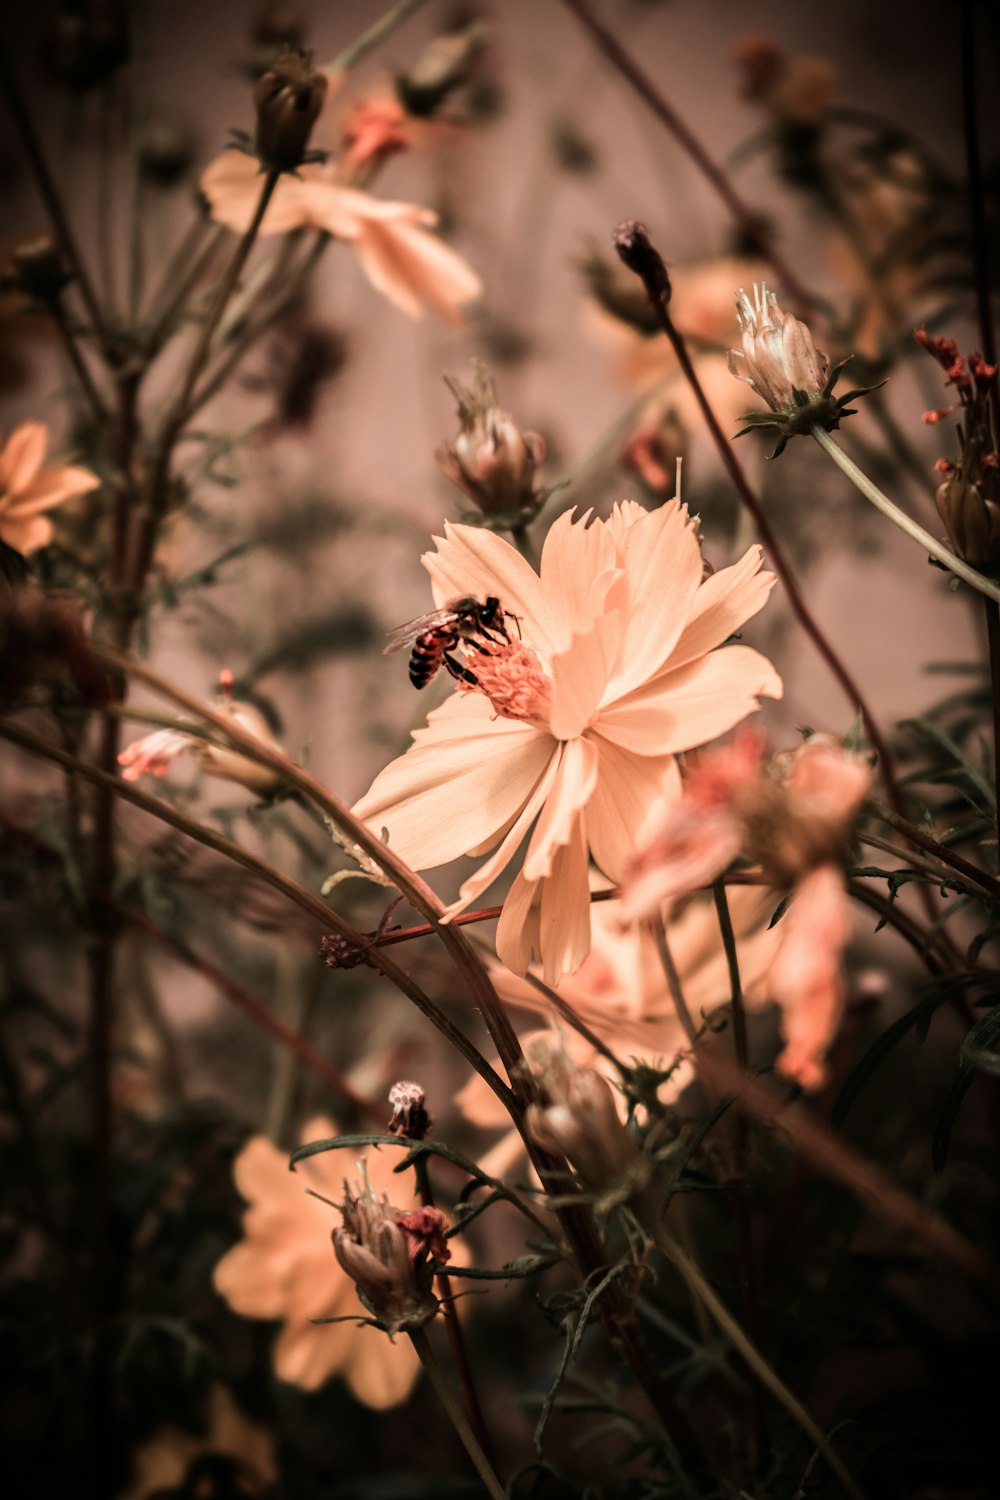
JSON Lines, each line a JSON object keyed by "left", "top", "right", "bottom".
{"left": 538, "top": 509, "right": 617, "bottom": 651}
{"left": 0, "top": 422, "right": 46, "bottom": 496}
{"left": 444, "top": 743, "right": 560, "bottom": 913}
{"left": 352, "top": 706, "right": 552, "bottom": 869}
{"left": 769, "top": 864, "right": 852, "bottom": 1091}
{"left": 344, "top": 1323, "right": 421, "bottom": 1409}
{"left": 664, "top": 545, "right": 776, "bottom": 675}
{"left": 602, "top": 500, "right": 705, "bottom": 699}
{"left": 548, "top": 571, "right": 624, "bottom": 739}
{"left": 349, "top": 213, "right": 482, "bottom": 324}
{"left": 199, "top": 151, "right": 320, "bottom": 235}
{"left": 0, "top": 513, "right": 53, "bottom": 553}
{"left": 423, "top": 522, "right": 552, "bottom": 654}
{"left": 538, "top": 817, "right": 593, "bottom": 984}
{"left": 495, "top": 867, "right": 542, "bottom": 977}
{"left": 586, "top": 736, "right": 681, "bottom": 883}
{"left": 9, "top": 464, "right": 100, "bottom": 519}
{"left": 595, "top": 645, "right": 783, "bottom": 755}
{"left": 522, "top": 737, "right": 598, "bottom": 882}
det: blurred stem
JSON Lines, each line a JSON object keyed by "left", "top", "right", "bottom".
{"left": 407, "top": 1327, "right": 508, "bottom": 1500}
{"left": 984, "top": 599, "right": 1000, "bottom": 850}
{"left": 330, "top": 0, "right": 431, "bottom": 76}
{"left": 811, "top": 425, "right": 1000, "bottom": 603}
{"left": 0, "top": 40, "right": 111, "bottom": 355}
{"left": 46, "top": 293, "right": 109, "bottom": 423}
{"left": 961, "top": 0, "right": 999, "bottom": 441}
{"left": 0, "top": 718, "right": 513, "bottom": 1111}
{"left": 557, "top": 0, "right": 814, "bottom": 311}
{"left": 97, "top": 83, "right": 117, "bottom": 316}
{"left": 412, "top": 1154, "right": 498, "bottom": 1472}
{"left": 648, "top": 1224, "right": 865, "bottom": 1500}
{"left": 713, "top": 880, "right": 747, "bottom": 1068}
{"left": 650, "top": 918, "right": 700, "bottom": 1051}
{"left": 144, "top": 223, "right": 226, "bottom": 353}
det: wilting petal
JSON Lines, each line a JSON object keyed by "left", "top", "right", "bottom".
{"left": 602, "top": 500, "right": 704, "bottom": 699}
{"left": 0, "top": 423, "right": 46, "bottom": 495}
{"left": 523, "top": 737, "right": 598, "bottom": 882}
{"left": 666, "top": 546, "right": 776, "bottom": 675}
{"left": 595, "top": 645, "right": 783, "bottom": 755}
{"left": 352, "top": 706, "right": 552, "bottom": 869}
{"left": 768, "top": 864, "right": 852, "bottom": 1091}
{"left": 585, "top": 735, "right": 680, "bottom": 884}
{"left": 423, "top": 521, "right": 553, "bottom": 653}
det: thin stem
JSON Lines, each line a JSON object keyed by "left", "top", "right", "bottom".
{"left": 961, "top": 0, "right": 999, "bottom": 440}
{"left": 713, "top": 880, "right": 747, "bottom": 1068}
{"left": 650, "top": 1226, "right": 865, "bottom": 1500}
{"left": 407, "top": 1326, "right": 508, "bottom": 1500}
{"left": 46, "top": 294, "right": 109, "bottom": 423}
{"left": 144, "top": 223, "right": 226, "bottom": 354}
{"left": 650, "top": 918, "right": 701, "bottom": 1052}
{"left": 329, "top": 0, "right": 431, "bottom": 76}
{"left": 412, "top": 1154, "right": 497, "bottom": 1470}
{"left": 858, "top": 830, "right": 995, "bottom": 904}
{"left": 986, "top": 598, "right": 1000, "bottom": 849}
{"left": 0, "top": 41, "right": 110, "bottom": 355}
{"left": 557, "top": 0, "right": 814, "bottom": 311}
{"left": 811, "top": 424, "right": 1000, "bottom": 603}
{"left": 869, "top": 800, "right": 1000, "bottom": 902}
{"left": 0, "top": 719, "right": 513, "bottom": 1111}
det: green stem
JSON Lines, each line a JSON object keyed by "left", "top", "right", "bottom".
{"left": 330, "top": 0, "right": 432, "bottom": 76}
{"left": 650, "top": 1226, "right": 866, "bottom": 1500}
{"left": 407, "top": 1326, "right": 508, "bottom": 1500}
{"left": 810, "top": 424, "right": 1000, "bottom": 603}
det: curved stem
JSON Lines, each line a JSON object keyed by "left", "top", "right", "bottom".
{"left": 811, "top": 425, "right": 1000, "bottom": 603}
{"left": 407, "top": 1326, "right": 508, "bottom": 1500}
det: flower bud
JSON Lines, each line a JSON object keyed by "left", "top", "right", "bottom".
{"left": 253, "top": 49, "right": 328, "bottom": 171}
{"left": 437, "top": 364, "right": 545, "bottom": 521}
{"left": 332, "top": 1167, "right": 443, "bottom": 1335}
{"left": 396, "top": 24, "right": 487, "bottom": 118}
{"left": 935, "top": 474, "right": 1000, "bottom": 575}
{"left": 387, "top": 1081, "right": 432, "bottom": 1141}
{"left": 10, "top": 238, "right": 72, "bottom": 302}
{"left": 523, "top": 1038, "right": 650, "bottom": 1206}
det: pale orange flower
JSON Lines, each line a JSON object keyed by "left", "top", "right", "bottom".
{"left": 353, "top": 502, "right": 782, "bottom": 984}
{"left": 118, "top": 672, "right": 283, "bottom": 797}
{"left": 621, "top": 733, "right": 871, "bottom": 1089}
{"left": 0, "top": 422, "right": 99, "bottom": 554}
{"left": 458, "top": 890, "right": 782, "bottom": 1178}
{"left": 199, "top": 123, "right": 481, "bottom": 325}
{"left": 213, "top": 1118, "right": 422, "bottom": 1408}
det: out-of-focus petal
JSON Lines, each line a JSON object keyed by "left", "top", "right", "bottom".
{"left": 769, "top": 864, "right": 852, "bottom": 1091}
{"left": 423, "top": 521, "right": 553, "bottom": 653}
{"left": 199, "top": 151, "right": 320, "bottom": 235}
{"left": 0, "top": 422, "right": 47, "bottom": 494}
{"left": 665, "top": 546, "right": 776, "bottom": 675}
{"left": 8, "top": 463, "right": 99, "bottom": 518}
{"left": 352, "top": 709, "right": 552, "bottom": 869}
{"left": 618, "top": 803, "right": 743, "bottom": 921}
{"left": 595, "top": 646, "right": 783, "bottom": 755}
{"left": 348, "top": 208, "right": 482, "bottom": 324}
{"left": 0, "top": 515, "right": 53, "bottom": 553}
{"left": 343, "top": 1323, "right": 421, "bottom": 1409}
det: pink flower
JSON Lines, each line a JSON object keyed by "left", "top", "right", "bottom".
{"left": 0, "top": 422, "right": 99, "bottom": 554}
{"left": 199, "top": 144, "right": 481, "bottom": 325}
{"left": 621, "top": 733, "right": 871, "bottom": 1089}
{"left": 353, "top": 502, "right": 782, "bottom": 984}
{"left": 213, "top": 1118, "right": 422, "bottom": 1407}
{"left": 118, "top": 672, "right": 284, "bottom": 797}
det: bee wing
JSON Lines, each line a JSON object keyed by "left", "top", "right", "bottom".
{"left": 383, "top": 608, "right": 457, "bottom": 655}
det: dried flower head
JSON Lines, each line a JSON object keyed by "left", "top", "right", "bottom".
{"left": 917, "top": 327, "right": 1000, "bottom": 575}
{"left": 252, "top": 48, "right": 328, "bottom": 170}
{"left": 437, "top": 363, "right": 546, "bottom": 524}
{"left": 332, "top": 1165, "right": 444, "bottom": 1336}
{"left": 729, "top": 284, "right": 877, "bottom": 455}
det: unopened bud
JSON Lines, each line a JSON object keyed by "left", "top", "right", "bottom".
{"left": 613, "top": 220, "right": 672, "bottom": 307}
{"left": 935, "top": 475, "right": 1000, "bottom": 575}
{"left": 523, "top": 1039, "right": 650, "bottom": 1207}
{"left": 437, "top": 363, "right": 545, "bottom": 521}
{"left": 253, "top": 49, "right": 328, "bottom": 171}
{"left": 332, "top": 1166, "right": 443, "bottom": 1334}
{"left": 387, "top": 1081, "right": 432, "bottom": 1140}
{"left": 10, "top": 238, "right": 71, "bottom": 302}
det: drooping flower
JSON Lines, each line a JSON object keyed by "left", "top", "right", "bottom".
{"left": 213, "top": 1118, "right": 421, "bottom": 1407}
{"left": 199, "top": 86, "right": 481, "bottom": 325}
{"left": 621, "top": 732, "right": 871, "bottom": 1089}
{"left": 332, "top": 1167, "right": 448, "bottom": 1336}
{"left": 353, "top": 503, "right": 781, "bottom": 984}
{"left": 118, "top": 671, "right": 283, "bottom": 797}
{"left": 458, "top": 889, "right": 782, "bottom": 1177}
{"left": 0, "top": 422, "right": 99, "bottom": 555}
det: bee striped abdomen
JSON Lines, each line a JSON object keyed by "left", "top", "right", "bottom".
{"left": 409, "top": 633, "right": 448, "bottom": 687}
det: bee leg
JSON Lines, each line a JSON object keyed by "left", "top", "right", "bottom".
{"left": 443, "top": 651, "right": 480, "bottom": 687}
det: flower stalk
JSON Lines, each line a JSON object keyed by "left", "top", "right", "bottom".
{"left": 407, "top": 1326, "right": 508, "bottom": 1500}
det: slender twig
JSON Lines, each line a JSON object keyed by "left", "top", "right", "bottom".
{"left": 557, "top": 0, "right": 813, "bottom": 311}
{"left": 0, "top": 41, "right": 111, "bottom": 355}
{"left": 868, "top": 800, "right": 1000, "bottom": 902}
{"left": 144, "top": 224, "right": 227, "bottom": 354}
{"left": 858, "top": 831, "right": 995, "bottom": 905}
{"left": 961, "top": 0, "right": 999, "bottom": 440}
{"left": 407, "top": 1327, "right": 508, "bottom": 1500}
{"left": 650, "top": 919, "right": 700, "bottom": 1051}
{"left": 713, "top": 880, "right": 747, "bottom": 1068}
{"left": 985, "top": 599, "right": 1000, "bottom": 851}
{"left": 45, "top": 295, "right": 109, "bottom": 422}
{"left": 812, "top": 424, "right": 1000, "bottom": 603}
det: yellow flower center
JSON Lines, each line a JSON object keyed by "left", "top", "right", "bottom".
{"left": 461, "top": 640, "right": 552, "bottom": 724}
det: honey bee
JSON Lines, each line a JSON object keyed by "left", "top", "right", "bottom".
{"left": 384, "top": 595, "right": 512, "bottom": 688}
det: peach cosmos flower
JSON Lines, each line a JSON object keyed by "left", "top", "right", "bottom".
{"left": 0, "top": 422, "right": 99, "bottom": 554}
{"left": 459, "top": 889, "right": 782, "bottom": 1180}
{"left": 214, "top": 1118, "right": 421, "bottom": 1408}
{"left": 353, "top": 502, "right": 782, "bottom": 984}
{"left": 199, "top": 103, "right": 481, "bottom": 325}
{"left": 621, "top": 732, "right": 871, "bottom": 1090}
{"left": 118, "top": 671, "right": 283, "bottom": 797}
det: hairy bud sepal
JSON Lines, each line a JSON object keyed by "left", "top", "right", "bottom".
{"left": 729, "top": 283, "right": 882, "bottom": 457}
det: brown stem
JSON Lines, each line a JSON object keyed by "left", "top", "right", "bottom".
{"left": 46, "top": 294, "right": 109, "bottom": 423}
{"left": 984, "top": 599, "right": 1000, "bottom": 851}
{"left": 0, "top": 42, "right": 111, "bottom": 357}
{"left": 557, "top": 0, "right": 813, "bottom": 312}
{"left": 961, "top": 0, "right": 999, "bottom": 442}
{"left": 869, "top": 800, "right": 1000, "bottom": 904}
